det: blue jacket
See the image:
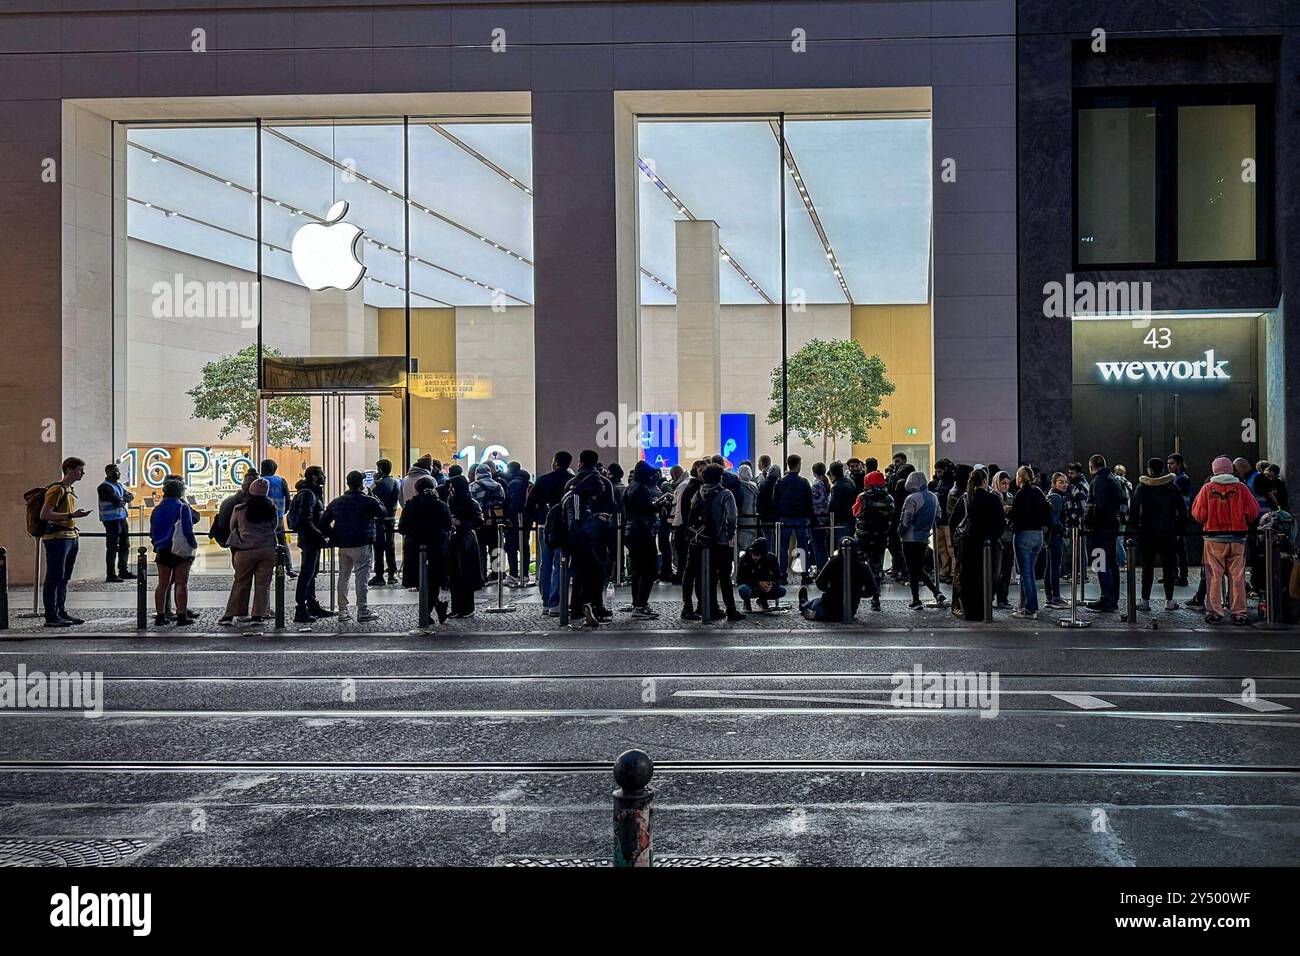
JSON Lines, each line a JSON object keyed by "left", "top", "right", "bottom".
{"left": 263, "top": 474, "right": 290, "bottom": 517}
{"left": 322, "top": 490, "right": 387, "bottom": 548}
{"left": 150, "top": 497, "right": 198, "bottom": 553}
{"left": 897, "top": 472, "right": 938, "bottom": 543}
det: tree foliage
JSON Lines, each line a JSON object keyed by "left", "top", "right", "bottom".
{"left": 187, "top": 344, "right": 380, "bottom": 451}
{"left": 766, "top": 338, "right": 895, "bottom": 461}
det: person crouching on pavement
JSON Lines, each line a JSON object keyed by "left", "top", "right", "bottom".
{"left": 798, "top": 538, "right": 878, "bottom": 621}
{"left": 736, "top": 536, "right": 784, "bottom": 611}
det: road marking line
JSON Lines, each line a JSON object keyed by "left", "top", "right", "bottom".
{"left": 1222, "top": 696, "right": 1291, "bottom": 713}
{"left": 1052, "top": 694, "right": 1116, "bottom": 710}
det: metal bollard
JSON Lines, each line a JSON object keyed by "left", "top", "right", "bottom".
{"left": 418, "top": 543, "right": 431, "bottom": 628}
{"left": 774, "top": 520, "right": 783, "bottom": 582}
{"left": 700, "top": 545, "right": 712, "bottom": 624}
{"left": 982, "top": 540, "right": 994, "bottom": 623}
{"left": 614, "top": 516, "right": 625, "bottom": 588}
{"left": 612, "top": 749, "right": 655, "bottom": 867}
{"left": 557, "top": 550, "right": 570, "bottom": 627}
{"left": 274, "top": 545, "right": 286, "bottom": 630}
{"left": 1124, "top": 536, "right": 1137, "bottom": 624}
{"left": 841, "top": 537, "right": 855, "bottom": 623}
{"left": 18, "top": 539, "right": 42, "bottom": 619}
{"left": 1057, "top": 527, "right": 1091, "bottom": 629}
{"left": 136, "top": 547, "right": 148, "bottom": 629}
{"left": 519, "top": 523, "right": 531, "bottom": 585}
{"left": 0, "top": 547, "right": 9, "bottom": 631}
{"left": 486, "top": 524, "right": 516, "bottom": 613}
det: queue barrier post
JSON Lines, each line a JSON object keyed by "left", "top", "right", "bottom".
{"left": 486, "top": 523, "right": 517, "bottom": 614}
{"left": 614, "top": 515, "right": 625, "bottom": 588}
{"left": 981, "top": 539, "right": 994, "bottom": 624}
{"left": 1124, "top": 536, "right": 1138, "bottom": 624}
{"left": 418, "top": 544, "right": 431, "bottom": 628}
{"left": 136, "top": 547, "right": 148, "bottom": 630}
{"left": 1057, "top": 527, "right": 1091, "bottom": 629}
{"left": 700, "top": 545, "right": 712, "bottom": 624}
{"left": 274, "top": 545, "right": 286, "bottom": 630}
{"left": 840, "top": 537, "right": 856, "bottom": 624}
{"left": 0, "top": 547, "right": 9, "bottom": 631}
{"left": 613, "top": 750, "right": 655, "bottom": 868}
{"left": 557, "top": 550, "right": 570, "bottom": 628}
{"left": 19, "top": 539, "right": 42, "bottom": 618}
{"left": 1258, "top": 527, "right": 1288, "bottom": 630}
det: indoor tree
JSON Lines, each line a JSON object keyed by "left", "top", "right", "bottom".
{"left": 187, "top": 344, "right": 380, "bottom": 452}
{"left": 766, "top": 338, "right": 895, "bottom": 462}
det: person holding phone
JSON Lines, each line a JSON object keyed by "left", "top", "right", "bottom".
{"left": 39, "top": 457, "right": 93, "bottom": 627}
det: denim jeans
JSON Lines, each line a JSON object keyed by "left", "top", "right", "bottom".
{"left": 296, "top": 546, "right": 320, "bottom": 608}
{"left": 1091, "top": 530, "right": 1120, "bottom": 608}
{"left": 779, "top": 518, "right": 812, "bottom": 581}
{"left": 42, "top": 536, "right": 79, "bottom": 621}
{"left": 1014, "top": 530, "right": 1044, "bottom": 613}
{"left": 538, "top": 539, "right": 559, "bottom": 609}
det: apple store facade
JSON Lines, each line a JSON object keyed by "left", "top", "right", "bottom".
{"left": 1, "top": 0, "right": 1075, "bottom": 569}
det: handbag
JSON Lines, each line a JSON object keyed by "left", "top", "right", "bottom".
{"left": 170, "top": 507, "right": 196, "bottom": 558}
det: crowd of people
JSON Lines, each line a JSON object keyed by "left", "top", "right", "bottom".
{"left": 24, "top": 445, "right": 1292, "bottom": 629}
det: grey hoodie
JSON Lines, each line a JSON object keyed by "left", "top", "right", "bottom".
{"left": 898, "top": 470, "right": 939, "bottom": 543}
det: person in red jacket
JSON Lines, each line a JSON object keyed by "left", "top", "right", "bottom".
{"left": 1190, "top": 456, "right": 1261, "bottom": 625}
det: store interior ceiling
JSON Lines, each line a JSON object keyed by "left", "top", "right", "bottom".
{"left": 125, "top": 114, "right": 932, "bottom": 311}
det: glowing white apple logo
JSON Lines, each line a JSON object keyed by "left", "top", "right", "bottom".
{"left": 291, "top": 200, "right": 366, "bottom": 292}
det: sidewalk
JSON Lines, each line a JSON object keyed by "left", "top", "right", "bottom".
{"left": 1, "top": 571, "right": 1264, "bottom": 634}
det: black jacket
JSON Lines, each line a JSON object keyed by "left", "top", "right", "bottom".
{"left": 505, "top": 468, "right": 532, "bottom": 517}
{"left": 736, "top": 546, "right": 781, "bottom": 591}
{"left": 959, "top": 488, "right": 1007, "bottom": 547}
{"left": 1087, "top": 467, "right": 1124, "bottom": 532}
{"left": 321, "top": 489, "right": 387, "bottom": 548}
{"left": 525, "top": 467, "right": 572, "bottom": 525}
{"left": 775, "top": 472, "right": 815, "bottom": 521}
{"left": 854, "top": 486, "right": 894, "bottom": 549}
{"left": 1129, "top": 473, "right": 1187, "bottom": 538}
{"left": 1008, "top": 484, "right": 1051, "bottom": 534}
{"left": 812, "top": 550, "right": 878, "bottom": 619}
{"left": 623, "top": 474, "right": 660, "bottom": 541}
{"left": 372, "top": 475, "right": 401, "bottom": 519}
{"left": 397, "top": 489, "right": 452, "bottom": 552}
{"left": 829, "top": 477, "right": 858, "bottom": 525}
{"left": 289, "top": 479, "right": 327, "bottom": 549}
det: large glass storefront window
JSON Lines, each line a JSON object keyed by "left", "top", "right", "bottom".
{"left": 1077, "top": 105, "right": 1157, "bottom": 265}
{"left": 634, "top": 111, "right": 932, "bottom": 476}
{"left": 118, "top": 112, "right": 534, "bottom": 571}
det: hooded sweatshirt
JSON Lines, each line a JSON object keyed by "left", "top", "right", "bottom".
{"left": 897, "top": 470, "right": 938, "bottom": 543}
{"left": 469, "top": 464, "right": 506, "bottom": 513}
{"left": 401, "top": 464, "right": 432, "bottom": 503}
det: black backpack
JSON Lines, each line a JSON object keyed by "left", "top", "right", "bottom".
{"left": 544, "top": 502, "right": 569, "bottom": 550}
{"left": 687, "top": 488, "right": 719, "bottom": 546}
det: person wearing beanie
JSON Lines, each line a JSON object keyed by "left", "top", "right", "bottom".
{"left": 852, "top": 471, "right": 893, "bottom": 610}
{"left": 1129, "top": 457, "right": 1187, "bottom": 612}
{"left": 1191, "top": 455, "right": 1261, "bottom": 624}
{"left": 220, "top": 474, "right": 280, "bottom": 625}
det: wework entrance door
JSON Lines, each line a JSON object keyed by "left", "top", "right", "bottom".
{"left": 1072, "top": 316, "right": 1262, "bottom": 484}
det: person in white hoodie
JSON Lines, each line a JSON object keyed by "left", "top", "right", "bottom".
{"left": 401, "top": 455, "right": 434, "bottom": 504}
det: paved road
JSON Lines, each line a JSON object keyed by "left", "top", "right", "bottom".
{"left": 0, "top": 626, "right": 1297, "bottom": 866}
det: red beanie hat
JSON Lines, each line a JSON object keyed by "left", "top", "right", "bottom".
{"left": 865, "top": 471, "right": 886, "bottom": 487}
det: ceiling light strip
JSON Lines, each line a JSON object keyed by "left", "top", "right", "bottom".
{"left": 427, "top": 123, "right": 534, "bottom": 197}
{"left": 768, "top": 120, "right": 853, "bottom": 305}
{"left": 640, "top": 266, "right": 676, "bottom": 296}
{"left": 637, "top": 157, "right": 774, "bottom": 305}
{"left": 262, "top": 128, "right": 534, "bottom": 266}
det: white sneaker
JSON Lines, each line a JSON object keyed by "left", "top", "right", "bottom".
{"left": 1165, "top": 600, "right": 1180, "bottom": 611}
{"left": 1011, "top": 608, "right": 1037, "bottom": 619}
{"left": 357, "top": 608, "right": 378, "bottom": 623}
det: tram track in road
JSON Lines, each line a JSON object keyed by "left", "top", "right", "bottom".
{"left": 3, "top": 757, "right": 1299, "bottom": 776}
